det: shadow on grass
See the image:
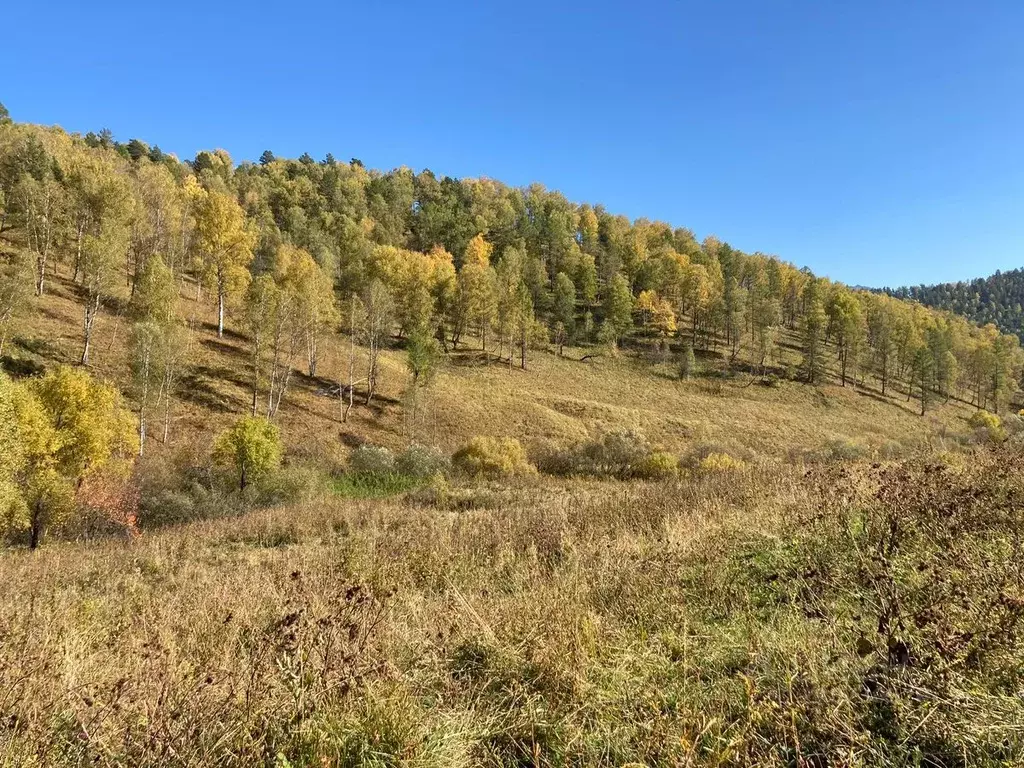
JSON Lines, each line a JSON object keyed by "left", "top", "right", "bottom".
{"left": 177, "top": 369, "right": 247, "bottom": 413}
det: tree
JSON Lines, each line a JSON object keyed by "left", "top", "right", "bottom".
{"left": 130, "top": 253, "right": 178, "bottom": 325}
{"left": 405, "top": 327, "right": 442, "bottom": 431}
{"left": 128, "top": 160, "right": 183, "bottom": 292}
{"left": 14, "top": 367, "right": 136, "bottom": 547}
{"left": 512, "top": 283, "right": 538, "bottom": 370}
{"left": 829, "top": 291, "right": 867, "bottom": 386}
{"left": 912, "top": 343, "right": 935, "bottom": 415}
{"left": 0, "top": 250, "right": 32, "bottom": 357}
{"left": 16, "top": 166, "right": 65, "bottom": 296}
{"left": 361, "top": 279, "right": 394, "bottom": 406}
{"left": 242, "top": 274, "right": 280, "bottom": 417}
{"left": 129, "top": 254, "right": 188, "bottom": 447}
{"left": 575, "top": 253, "right": 598, "bottom": 304}
{"left": 494, "top": 245, "right": 525, "bottom": 362}
{"left": 802, "top": 282, "right": 827, "bottom": 385}
{"left": 193, "top": 188, "right": 255, "bottom": 337}
{"left": 602, "top": 273, "right": 633, "bottom": 348}
{"left": 129, "top": 322, "right": 162, "bottom": 454}
{"left": 680, "top": 264, "right": 711, "bottom": 344}
{"left": 212, "top": 416, "right": 282, "bottom": 492}
{"left": 80, "top": 216, "right": 130, "bottom": 365}
{"left": 552, "top": 272, "right": 576, "bottom": 355}
{"left": 457, "top": 237, "right": 497, "bottom": 352}
{"left": 282, "top": 249, "right": 340, "bottom": 377}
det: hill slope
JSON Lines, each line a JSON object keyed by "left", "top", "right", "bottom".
{"left": 887, "top": 267, "right": 1024, "bottom": 340}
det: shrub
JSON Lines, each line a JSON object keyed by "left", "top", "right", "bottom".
{"left": 212, "top": 416, "right": 282, "bottom": 492}
{"left": 348, "top": 444, "right": 396, "bottom": 475}
{"left": 697, "top": 452, "right": 746, "bottom": 473}
{"left": 452, "top": 437, "right": 533, "bottom": 479}
{"left": 395, "top": 444, "right": 450, "bottom": 479}
{"left": 822, "top": 438, "right": 868, "bottom": 461}
{"left": 261, "top": 464, "right": 324, "bottom": 505}
{"left": 968, "top": 410, "right": 1005, "bottom": 443}
{"left": 1001, "top": 413, "right": 1024, "bottom": 437}
{"left": 579, "top": 428, "right": 651, "bottom": 476}
{"left": 635, "top": 451, "right": 679, "bottom": 479}
{"left": 532, "top": 429, "right": 678, "bottom": 480}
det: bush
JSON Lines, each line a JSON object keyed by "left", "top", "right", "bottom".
{"left": 635, "top": 451, "right": 679, "bottom": 479}
{"left": 697, "top": 452, "right": 746, "bottom": 473}
{"left": 452, "top": 437, "right": 533, "bottom": 479}
{"left": 822, "top": 438, "right": 869, "bottom": 461}
{"left": 261, "top": 464, "right": 324, "bottom": 505}
{"left": 348, "top": 444, "right": 396, "bottom": 475}
{"left": 212, "top": 416, "right": 282, "bottom": 493}
{"left": 395, "top": 444, "right": 450, "bottom": 479}
{"left": 532, "top": 429, "right": 678, "bottom": 480}
{"left": 968, "top": 410, "right": 1005, "bottom": 443}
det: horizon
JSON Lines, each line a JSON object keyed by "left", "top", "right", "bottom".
{"left": 3, "top": 0, "right": 1022, "bottom": 289}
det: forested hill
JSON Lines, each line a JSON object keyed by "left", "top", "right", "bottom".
{"left": 885, "top": 269, "right": 1024, "bottom": 342}
{"left": 2, "top": 102, "right": 1024, "bottom": 445}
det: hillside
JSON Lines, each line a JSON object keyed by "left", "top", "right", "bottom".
{"left": 886, "top": 268, "right": 1024, "bottom": 342}
{"left": 5, "top": 264, "right": 978, "bottom": 468}
{"left": 2, "top": 110, "right": 1019, "bottom": 472}
{"left": 4, "top": 109, "right": 1024, "bottom": 766}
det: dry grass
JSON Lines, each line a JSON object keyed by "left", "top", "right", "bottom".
{"left": 3, "top": 450, "right": 1024, "bottom": 766}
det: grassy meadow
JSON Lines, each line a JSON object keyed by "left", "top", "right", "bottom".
{"left": 3, "top": 450, "right": 1024, "bottom": 766}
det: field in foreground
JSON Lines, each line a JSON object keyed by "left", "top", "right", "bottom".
{"left": 2, "top": 447, "right": 1023, "bottom": 767}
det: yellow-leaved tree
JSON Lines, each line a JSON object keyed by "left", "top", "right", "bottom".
{"left": 6, "top": 366, "right": 137, "bottom": 547}
{"left": 0, "top": 372, "right": 24, "bottom": 532}
{"left": 212, "top": 416, "right": 282, "bottom": 492}
{"left": 193, "top": 187, "right": 255, "bottom": 337}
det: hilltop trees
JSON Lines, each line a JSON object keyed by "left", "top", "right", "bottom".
{"left": 1, "top": 110, "right": 1024, "bottom": 486}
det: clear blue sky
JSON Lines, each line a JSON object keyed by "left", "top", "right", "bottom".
{"left": 2, "top": 0, "right": 1022, "bottom": 288}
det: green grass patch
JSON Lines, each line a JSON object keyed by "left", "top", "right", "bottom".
{"left": 329, "top": 471, "right": 422, "bottom": 499}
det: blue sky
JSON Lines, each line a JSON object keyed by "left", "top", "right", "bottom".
{"left": 2, "top": 0, "right": 1022, "bottom": 287}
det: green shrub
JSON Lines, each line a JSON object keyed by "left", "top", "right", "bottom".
{"left": 395, "top": 444, "right": 450, "bottom": 479}
{"left": 635, "top": 451, "right": 679, "bottom": 479}
{"left": 452, "top": 437, "right": 533, "bottom": 479}
{"left": 348, "top": 444, "right": 396, "bottom": 474}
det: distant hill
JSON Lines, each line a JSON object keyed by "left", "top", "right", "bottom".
{"left": 886, "top": 268, "right": 1024, "bottom": 340}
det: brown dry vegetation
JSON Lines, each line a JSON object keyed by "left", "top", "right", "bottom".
{"left": 3, "top": 450, "right": 1024, "bottom": 766}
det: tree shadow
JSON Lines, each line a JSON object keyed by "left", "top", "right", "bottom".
{"left": 176, "top": 368, "right": 247, "bottom": 411}
{"left": 201, "top": 337, "right": 248, "bottom": 361}
{"left": 0, "top": 354, "right": 44, "bottom": 378}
